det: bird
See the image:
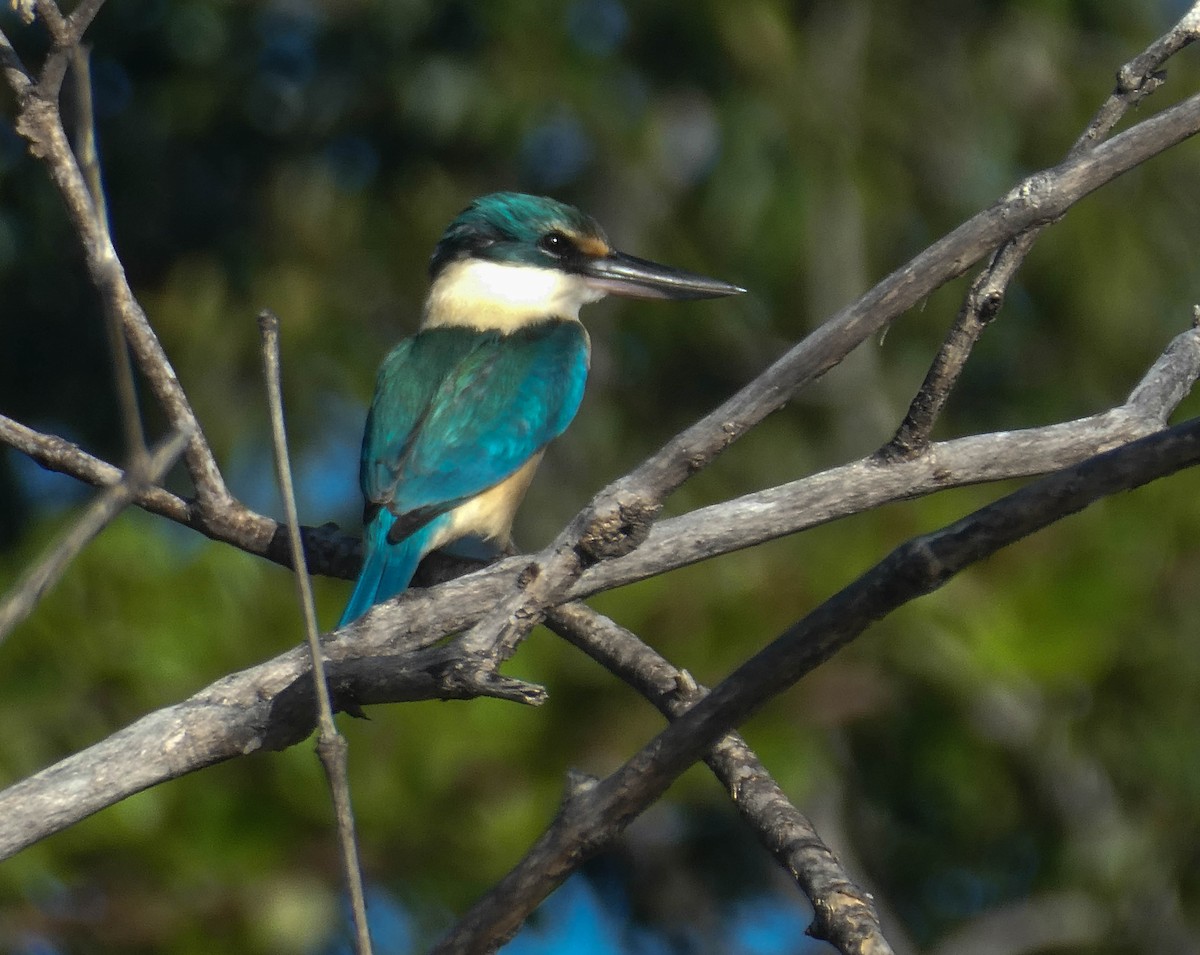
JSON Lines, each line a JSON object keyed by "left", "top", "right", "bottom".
{"left": 339, "top": 192, "right": 744, "bottom": 627}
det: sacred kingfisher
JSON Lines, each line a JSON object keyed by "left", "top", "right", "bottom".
{"left": 339, "top": 192, "right": 743, "bottom": 626}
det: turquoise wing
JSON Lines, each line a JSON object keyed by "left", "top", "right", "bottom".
{"left": 361, "top": 320, "right": 590, "bottom": 534}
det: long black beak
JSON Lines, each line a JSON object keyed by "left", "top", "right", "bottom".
{"left": 581, "top": 249, "right": 745, "bottom": 301}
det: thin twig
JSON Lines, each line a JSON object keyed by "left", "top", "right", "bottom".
{"left": 0, "top": 414, "right": 193, "bottom": 522}
{"left": 67, "top": 43, "right": 148, "bottom": 472}
{"left": 878, "top": 2, "right": 1200, "bottom": 458}
{"left": 879, "top": 230, "right": 1038, "bottom": 460}
{"left": 881, "top": 2, "right": 1200, "bottom": 459}
{"left": 547, "top": 603, "right": 893, "bottom": 955}
{"left": 259, "top": 310, "right": 373, "bottom": 955}
{"left": 0, "top": 411, "right": 362, "bottom": 577}
{"left": 432, "top": 416, "right": 1200, "bottom": 953}
{"left": 1073, "top": 3, "right": 1200, "bottom": 155}
{"left": 0, "top": 426, "right": 189, "bottom": 645}
{"left": 66, "top": 45, "right": 108, "bottom": 233}
{"left": 1, "top": 8, "right": 233, "bottom": 514}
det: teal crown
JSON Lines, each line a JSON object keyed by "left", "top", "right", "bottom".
{"left": 428, "top": 192, "right": 608, "bottom": 278}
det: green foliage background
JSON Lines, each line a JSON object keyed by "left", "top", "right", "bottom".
{"left": 2, "top": 0, "right": 1200, "bottom": 951}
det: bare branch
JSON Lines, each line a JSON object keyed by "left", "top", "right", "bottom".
{"left": 445, "top": 87, "right": 1200, "bottom": 668}
{"left": 431, "top": 417, "right": 1200, "bottom": 953}
{"left": 547, "top": 603, "right": 893, "bottom": 955}
{"left": 0, "top": 427, "right": 189, "bottom": 644}
{"left": 2, "top": 8, "right": 232, "bottom": 515}
{"left": 0, "top": 415, "right": 178, "bottom": 510}
{"left": 1074, "top": 3, "right": 1200, "bottom": 154}
{"left": 579, "top": 322, "right": 1200, "bottom": 595}
{"left": 260, "top": 310, "right": 373, "bottom": 955}
{"left": 63, "top": 0, "right": 107, "bottom": 43}
{"left": 0, "top": 631, "right": 546, "bottom": 861}
{"left": 0, "top": 412, "right": 362, "bottom": 577}
{"left": 67, "top": 43, "right": 149, "bottom": 473}
{"left": 4, "top": 322, "right": 1198, "bottom": 634}
{"left": 884, "top": 3, "right": 1200, "bottom": 458}
{"left": 0, "top": 25, "right": 33, "bottom": 89}
{"left": 7, "top": 406, "right": 1196, "bottom": 896}
{"left": 879, "top": 230, "right": 1039, "bottom": 460}
{"left": 66, "top": 45, "right": 107, "bottom": 232}
{"left": 32, "top": 0, "right": 68, "bottom": 46}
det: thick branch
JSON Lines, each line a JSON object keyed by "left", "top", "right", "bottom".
{"left": 431, "top": 417, "right": 1200, "bottom": 953}
{"left": 4, "top": 322, "right": 1198, "bottom": 636}
{"left": 4, "top": 356, "right": 1197, "bottom": 867}
{"left": 0, "top": 636, "right": 544, "bottom": 861}
{"left": 354, "top": 322, "right": 1200, "bottom": 638}
{"left": 0, "top": 14, "right": 1198, "bottom": 890}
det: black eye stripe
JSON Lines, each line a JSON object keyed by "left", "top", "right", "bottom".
{"left": 538, "top": 231, "right": 574, "bottom": 258}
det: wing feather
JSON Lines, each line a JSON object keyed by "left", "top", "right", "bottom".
{"left": 359, "top": 320, "right": 589, "bottom": 532}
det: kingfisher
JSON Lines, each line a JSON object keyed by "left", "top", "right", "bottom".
{"left": 339, "top": 192, "right": 743, "bottom": 626}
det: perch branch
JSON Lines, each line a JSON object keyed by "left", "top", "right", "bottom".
{"left": 447, "top": 85, "right": 1200, "bottom": 671}
{"left": 3, "top": 331, "right": 1196, "bottom": 872}
{"left": 431, "top": 417, "right": 1200, "bottom": 953}
{"left": 3, "top": 321, "right": 1198, "bottom": 629}
{"left": 354, "top": 322, "right": 1200, "bottom": 639}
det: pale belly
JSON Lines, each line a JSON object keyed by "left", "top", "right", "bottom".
{"left": 428, "top": 451, "right": 545, "bottom": 551}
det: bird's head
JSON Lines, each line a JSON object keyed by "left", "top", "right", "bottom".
{"left": 424, "top": 192, "right": 743, "bottom": 329}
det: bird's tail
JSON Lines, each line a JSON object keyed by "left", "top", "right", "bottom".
{"left": 338, "top": 511, "right": 432, "bottom": 628}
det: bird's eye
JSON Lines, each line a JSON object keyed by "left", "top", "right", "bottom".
{"left": 539, "top": 231, "right": 573, "bottom": 258}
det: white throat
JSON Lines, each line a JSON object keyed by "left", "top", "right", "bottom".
{"left": 422, "top": 259, "right": 605, "bottom": 331}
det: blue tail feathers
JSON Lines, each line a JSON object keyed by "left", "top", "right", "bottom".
{"left": 338, "top": 512, "right": 440, "bottom": 627}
